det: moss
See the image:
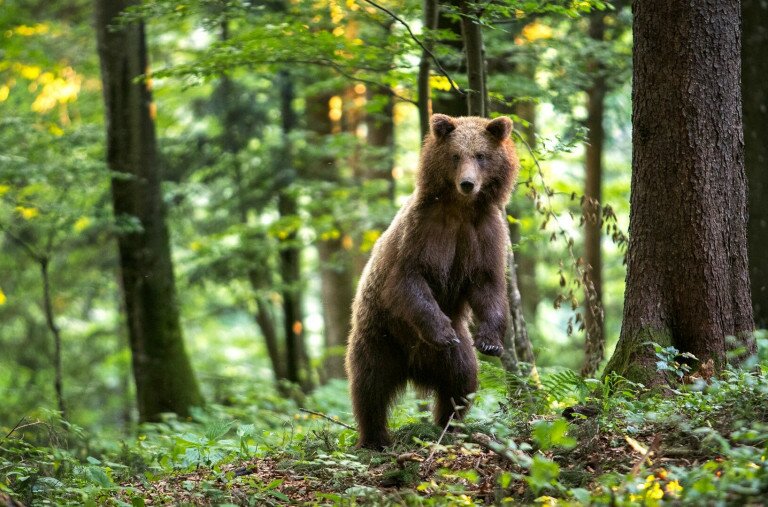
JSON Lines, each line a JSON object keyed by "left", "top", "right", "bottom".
{"left": 603, "top": 327, "right": 673, "bottom": 387}
{"left": 381, "top": 463, "right": 421, "bottom": 487}
{"left": 392, "top": 422, "right": 443, "bottom": 449}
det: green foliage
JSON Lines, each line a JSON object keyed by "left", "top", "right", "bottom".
{"left": 3, "top": 360, "right": 768, "bottom": 505}
{"left": 532, "top": 419, "right": 576, "bottom": 451}
{"left": 649, "top": 342, "right": 696, "bottom": 380}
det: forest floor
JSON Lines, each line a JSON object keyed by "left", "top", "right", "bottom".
{"left": 114, "top": 423, "right": 705, "bottom": 506}
{"left": 3, "top": 360, "right": 768, "bottom": 506}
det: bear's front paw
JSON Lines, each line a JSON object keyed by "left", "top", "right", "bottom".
{"left": 437, "top": 327, "right": 461, "bottom": 348}
{"left": 474, "top": 334, "right": 504, "bottom": 357}
{"left": 427, "top": 321, "right": 461, "bottom": 348}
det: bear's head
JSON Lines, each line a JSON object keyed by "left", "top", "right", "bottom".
{"left": 418, "top": 114, "right": 519, "bottom": 208}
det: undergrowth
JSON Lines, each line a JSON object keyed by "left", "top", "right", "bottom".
{"left": 2, "top": 338, "right": 768, "bottom": 506}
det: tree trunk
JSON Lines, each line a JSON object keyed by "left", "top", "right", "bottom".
{"left": 276, "top": 70, "right": 310, "bottom": 388}
{"left": 581, "top": 11, "right": 607, "bottom": 377}
{"left": 40, "top": 258, "right": 66, "bottom": 419}
{"left": 743, "top": 0, "right": 768, "bottom": 330}
{"left": 95, "top": 0, "right": 203, "bottom": 420}
{"left": 304, "top": 91, "right": 356, "bottom": 380}
{"left": 604, "top": 0, "right": 755, "bottom": 385}
{"left": 366, "top": 88, "right": 396, "bottom": 202}
{"left": 418, "top": 0, "right": 440, "bottom": 139}
{"left": 318, "top": 239, "right": 356, "bottom": 379}
{"left": 508, "top": 106, "right": 538, "bottom": 367}
{"left": 459, "top": 0, "right": 486, "bottom": 117}
{"left": 455, "top": 1, "right": 533, "bottom": 372}
{"left": 431, "top": 6, "right": 467, "bottom": 118}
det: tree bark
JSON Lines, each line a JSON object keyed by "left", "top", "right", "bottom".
{"left": 431, "top": 6, "right": 467, "bottom": 117}
{"left": 95, "top": 0, "right": 203, "bottom": 420}
{"left": 276, "top": 70, "right": 310, "bottom": 388}
{"left": 454, "top": 1, "right": 533, "bottom": 372}
{"left": 743, "top": 0, "right": 768, "bottom": 330}
{"left": 318, "top": 239, "right": 356, "bottom": 379}
{"left": 604, "top": 0, "right": 755, "bottom": 385}
{"left": 581, "top": 11, "right": 607, "bottom": 377}
{"left": 367, "top": 88, "right": 396, "bottom": 202}
{"left": 303, "top": 91, "right": 356, "bottom": 380}
{"left": 418, "top": 0, "right": 440, "bottom": 139}
{"left": 459, "top": 1, "right": 486, "bottom": 117}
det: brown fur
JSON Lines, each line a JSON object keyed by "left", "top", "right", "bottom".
{"left": 345, "top": 114, "right": 519, "bottom": 449}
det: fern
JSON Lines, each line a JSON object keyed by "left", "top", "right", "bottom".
{"left": 540, "top": 369, "right": 588, "bottom": 403}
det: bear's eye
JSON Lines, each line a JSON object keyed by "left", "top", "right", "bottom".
{"left": 452, "top": 154, "right": 460, "bottom": 163}
{"left": 475, "top": 152, "right": 487, "bottom": 161}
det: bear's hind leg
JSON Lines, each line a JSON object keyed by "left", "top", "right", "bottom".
{"left": 348, "top": 342, "right": 406, "bottom": 450}
{"left": 433, "top": 343, "right": 478, "bottom": 428}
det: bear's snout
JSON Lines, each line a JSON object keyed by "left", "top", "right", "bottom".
{"left": 456, "top": 160, "right": 480, "bottom": 196}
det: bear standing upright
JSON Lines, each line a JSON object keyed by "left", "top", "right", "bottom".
{"left": 345, "top": 114, "right": 520, "bottom": 449}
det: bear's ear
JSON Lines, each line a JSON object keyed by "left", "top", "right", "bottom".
{"left": 431, "top": 114, "right": 456, "bottom": 138}
{"left": 486, "top": 116, "right": 513, "bottom": 141}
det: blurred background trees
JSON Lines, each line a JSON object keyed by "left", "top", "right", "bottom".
{"left": 0, "top": 0, "right": 687, "bottom": 428}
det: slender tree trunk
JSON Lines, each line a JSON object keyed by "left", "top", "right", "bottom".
{"left": 604, "top": 0, "right": 754, "bottom": 385}
{"left": 456, "top": 1, "right": 534, "bottom": 372}
{"left": 459, "top": 1, "right": 486, "bottom": 117}
{"left": 303, "top": 91, "right": 356, "bottom": 380}
{"left": 217, "top": 22, "right": 289, "bottom": 383}
{"left": 743, "top": 0, "right": 768, "bottom": 330}
{"left": 276, "top": 70, "right": 310, "bottom": 388}
{"left": 366, "top": 88, "right": 396, "bottom": 201}
{"left": 418, "top": 0, "right": 440, "bottom": 139}
{"left": 95, "top": 0, "right": 203, "bottom": 420}
{"left": 255, "top": 297, "right": 285, "bottom": 381}
{"left": 581, "top": 11, "right": 607, "bottom": 377}
{"left": 318, "top": 240, "right": 356, "bottom": 379}
{"left": 508, "top": 105, "right": 538, "bottom": 367}
{"left": 432, "top": 7, "right": 468, "bottom": 117}
{"left": 40, "top": 258, "right": 66, "bottom": 419}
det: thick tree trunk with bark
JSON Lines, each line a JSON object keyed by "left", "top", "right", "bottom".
{"left": 431, "top": 7, "right": 466, "bottom": 118}
{"left": 95, "top": 0, "right": 203, "bottom": 420}
{"left": 605, "top": 0, "right": 755, "bottom": 385}
{"left": 743, "top": 0, "right": 768, "bottom": 329}
{"left": 582, "top": 11, "right": 607, "bottom": 377}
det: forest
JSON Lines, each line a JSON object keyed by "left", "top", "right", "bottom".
{"left": 1, "top": 0, "right": 767, "bottom": 505}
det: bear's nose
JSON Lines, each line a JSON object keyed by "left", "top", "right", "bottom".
{"left": 459, "top": 181, "right": 475, "bottom": 194}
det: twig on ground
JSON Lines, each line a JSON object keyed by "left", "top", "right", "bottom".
{"left": 630, "top": 434, "right": 661, "bottom": 475}
{"left": 396, "top": 452, "right": 425, "bottom": 466}
{"left": 298, "top": 408, "right": 356, "bottom": 431}
{"left": 424, "top": 412, "right": 454, "bottom": 464}
{"left": 470, "top": 432, "right": 528, "bottom": 464}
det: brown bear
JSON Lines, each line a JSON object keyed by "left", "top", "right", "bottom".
{"left": 345, "top": 114, "right": 519, "bottom": 449}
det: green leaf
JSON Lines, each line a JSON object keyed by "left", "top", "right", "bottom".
{"left": 532, "top": 419, "right": 576, "bottom": 450}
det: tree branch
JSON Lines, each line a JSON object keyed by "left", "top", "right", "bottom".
{"left": 326, "top": 61, "right": 417, "bottom": 105}
{"left": 361, "top": 0, "right": 465, "bottom": 97}
{"left": 0, "top": 222, "right": 41, "bottom": 262}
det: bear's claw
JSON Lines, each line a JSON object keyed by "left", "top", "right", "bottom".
{"left": 476, "top": 342, "right": 503, "bottom": 357}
